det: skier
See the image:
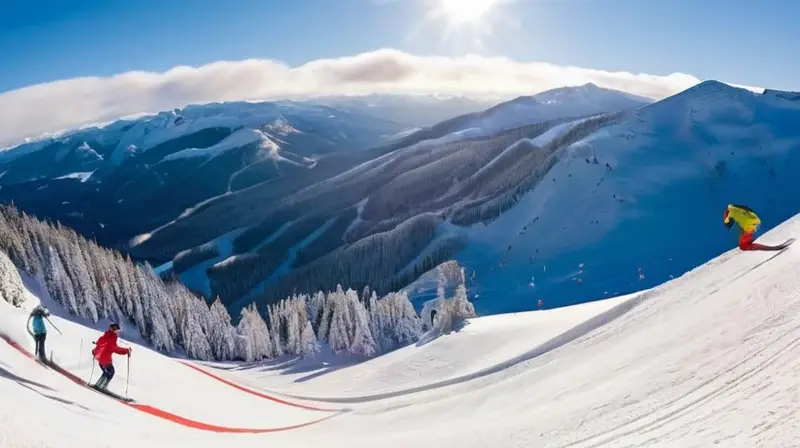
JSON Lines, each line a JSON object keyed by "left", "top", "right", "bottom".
{"left": 723, "top": 204, "right": 780, "bottom": 251}
{"left": 27, "top": 305, "right": 50, "bottom": 362}
{"left": 91, "top": 323, "right": 131, "bottom": 390}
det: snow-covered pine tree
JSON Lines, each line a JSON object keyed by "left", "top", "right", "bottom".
{"left": 317, "top": 287, "right": 336, "bottom": 342}
{"left": 44, "top": 245, "right": 79, "bottom": 315}
{"left": 309, "top": 290, "right": 326, "bottom": 331}
{"left": 348, "top": 292, "right": 377, "bottom": 357}
{"left": 327, "top": 288, "right": 356, "bottom": 354}
{"left": 209, "top": 298, "right": 236, "bottom": 360}
{"left": 180, "top": 293, "right": 213, "bottom": 360}
{"left": 236, "top": 303, "right": 272, "bottom": 362}
{"left": 361, "top": 285, "right": 371, "bottom": 309}
{"left": 113, "top": 252, "right": 136, "bottom": 318}
{"left": 389, "top": 291, "right": 424, "bottom": 345}
{"left": 299, "top": 320, "right": 321, "bottom": 359}
{"left": 0, "top": 250, "right": 25, "bottom": 306}
{"left": 65, "top": 239, "right": 99, "bottom": 323}
{"left": 282, "top": 295, "right": 307, "bottom": 355}
{"left": 138, "top": 265, "right": 175, "bottom": 353}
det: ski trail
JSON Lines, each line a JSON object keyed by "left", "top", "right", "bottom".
{"left": 0, "top": 333, "right": 343, "bottom": 433}
{"left": 240, "top": 247, "right": 791, "bottom": 406}
{"left": 267, "top": 291, "right": 652, "bottom": 404}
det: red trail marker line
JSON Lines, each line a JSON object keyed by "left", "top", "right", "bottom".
{"left": 1, "top": 334, "right": 341, "bottom": 433}
{"left": 179, "top": 360, "right": 341, "bottom": 412}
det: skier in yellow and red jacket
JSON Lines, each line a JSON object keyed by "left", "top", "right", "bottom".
{"left": 722, "top": 204, "right": 796, "bottom": 251}
{"left": 723, "top": 204, "right": 766, "bottom": 250}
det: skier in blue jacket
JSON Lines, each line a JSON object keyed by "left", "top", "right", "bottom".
{"left": 27, "top": 306, "right": 51, "bottom": 362}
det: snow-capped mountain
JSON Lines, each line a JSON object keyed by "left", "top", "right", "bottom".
{"left": 0, "top": 100, "right": 406, "bottom": 246}
{"left": 7, "top": 81, "right": 794, "bottom": 321}
{"left": 454, "top": 80, "right": 800, "bottom": 313}
{"left": 305, "top": 93, "right": 500, "bottom": 127}
{"left": 381, "top": 83, "right": 652, "bottom": 150}
{"left": 456, "top": 83, "right": 649, "bottom": 133}
{"left": 121, "top": 83, "right": 650, "bottom": 315}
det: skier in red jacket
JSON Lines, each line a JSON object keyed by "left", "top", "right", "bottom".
{"left": 91, "top": 323, "right": 131, "bottom": 390}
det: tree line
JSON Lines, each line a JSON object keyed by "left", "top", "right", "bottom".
{"left": 0, "top": 204, "right": 454, "bottom": 362}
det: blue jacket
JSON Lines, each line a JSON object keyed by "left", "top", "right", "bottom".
{"left": 30, "top": 314, "right": 46, "bottom": 335}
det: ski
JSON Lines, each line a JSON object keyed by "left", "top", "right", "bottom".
{"left": 760, "top": 237, "right": 795, "bottom": 251}
{"left": 87, "top": 383, "right": 135, "bottom": 403}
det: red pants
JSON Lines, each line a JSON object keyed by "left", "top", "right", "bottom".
{"left": 739, "top": 231, "right": 769, "bottom": 250}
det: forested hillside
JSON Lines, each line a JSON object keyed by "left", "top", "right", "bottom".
{"left": 0, "top": 206, "right": 472, "bottom": 361}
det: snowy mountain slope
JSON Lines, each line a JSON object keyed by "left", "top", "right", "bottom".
{"left": 4, "top": 212, "right": 800, "bottom": 447}
{"left": 0, "top": 101, "right": 404, "bottom": 248}
{"left": 129, "top": 113, "right": 618, "bottom": 312}
{"left": 305, "top": 93, "right": 500, "bottom": 127}
{"left": 126, "top": 82, "right": 652, "bottom": 311}
{"left": 206, "top": 293, "right": 635, "bottom": 399}
{"left": 14, "top": 81, "right": 793, "bottom": 322}
{"left": 425, "top": 82, "right": 650, "bottom": 142}
{"left": 451, "top": 80, "right": 800, "bottom": 314}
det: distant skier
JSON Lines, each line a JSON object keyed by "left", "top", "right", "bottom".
{"left": 27, "top": 305, "right": 51, "bottom": 362}
{"left": 723, "top": 204, "right": 790, "bottom": 251}
{"left": 91, "top": 323, "right": 131, "bottom": 390}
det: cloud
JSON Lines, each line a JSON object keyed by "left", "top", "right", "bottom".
{"left": 1, "top": 48, "right": 717, "bottom": 148}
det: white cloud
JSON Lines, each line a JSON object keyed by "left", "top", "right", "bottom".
{"left": 0, "top": 48, "right": 722, "bottom": 148}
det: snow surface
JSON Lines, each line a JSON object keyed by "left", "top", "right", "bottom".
{"left": 4, "top": 212, "right": 800, "bottom": 446}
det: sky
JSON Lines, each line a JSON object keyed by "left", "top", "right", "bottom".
{"left": 2, "top": 0, "right": 800, "bottom": 145}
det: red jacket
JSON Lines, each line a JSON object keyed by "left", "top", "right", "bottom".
{"left": 92, "top": 330, "right": 129, "bottom": 366}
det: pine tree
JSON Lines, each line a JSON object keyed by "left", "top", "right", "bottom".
{"left": 0, "top": 250, "right": 25, "bottom": 306}
{"left": 209, "top": 298, "right": 237, "bottom": 360}
{"left": 348, "top": 294, "right": 377, "bottom": 357}
{"left": 66, "top": 240, "right": 99, "bottom": 323}
{"left": 299, "top": 320, "right": 320, "bottom": 359}
{"left": 236, "top": 303, "right": 272, "bottom": 362}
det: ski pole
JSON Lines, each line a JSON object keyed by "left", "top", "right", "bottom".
{"left": 78, "top": 338, "right": 83, "bottom": 369}
{"left": 44, "top": 317, "right": 62, "bottom": 335}
{"left": 125, "top": 353, "right": 131, "bottom": 399}
{"left": 88, "top": 360, "right": 95, "bottom": 386}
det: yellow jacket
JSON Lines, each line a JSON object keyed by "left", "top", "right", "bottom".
{"left": 724, "top": 204, "right": 761, "bottom": 233}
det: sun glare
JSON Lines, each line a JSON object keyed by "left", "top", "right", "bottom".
{"left": 439, "top": 0, "right": 500, "bottom": 24}
{"left": 409, "top": 0, "right": 517, "bottom": 53}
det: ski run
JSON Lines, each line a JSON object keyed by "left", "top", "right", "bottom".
{"left": 3, "top": 212, "right": 800, "bottom": 447}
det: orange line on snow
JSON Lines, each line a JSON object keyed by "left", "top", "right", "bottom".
{"left": 180, "top": 361, "right": 341, "bottom": 412}
{"left": 0, "top": 334, "right": 341, "bottom": 433}
{"left": 124, "top": 404, "right": 338, "bottom": 433}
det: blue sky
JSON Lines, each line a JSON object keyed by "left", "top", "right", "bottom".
{"left": 3, "top": 0, "right": 800, "bottom": 94}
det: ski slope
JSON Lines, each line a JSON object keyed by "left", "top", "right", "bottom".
{"left": 454, "top": 80, "right": 800, "bottom": 315}
{"left": 3, "top": 212, "right": 800, "bottom": 446}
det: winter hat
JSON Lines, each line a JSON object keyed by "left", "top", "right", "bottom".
{"left": 109, "top": 323, "right": 121, "bottom": 331}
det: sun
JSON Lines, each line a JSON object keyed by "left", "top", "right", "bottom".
{"left": 407, "top": 0, "right": 517, "bottom": 53}
{"left": 439, "top": 0, "right": 501, "bottom": 25}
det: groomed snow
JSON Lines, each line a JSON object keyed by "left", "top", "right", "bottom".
{"left": 3, "top": 211, "right": 800, "bottom": 447}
